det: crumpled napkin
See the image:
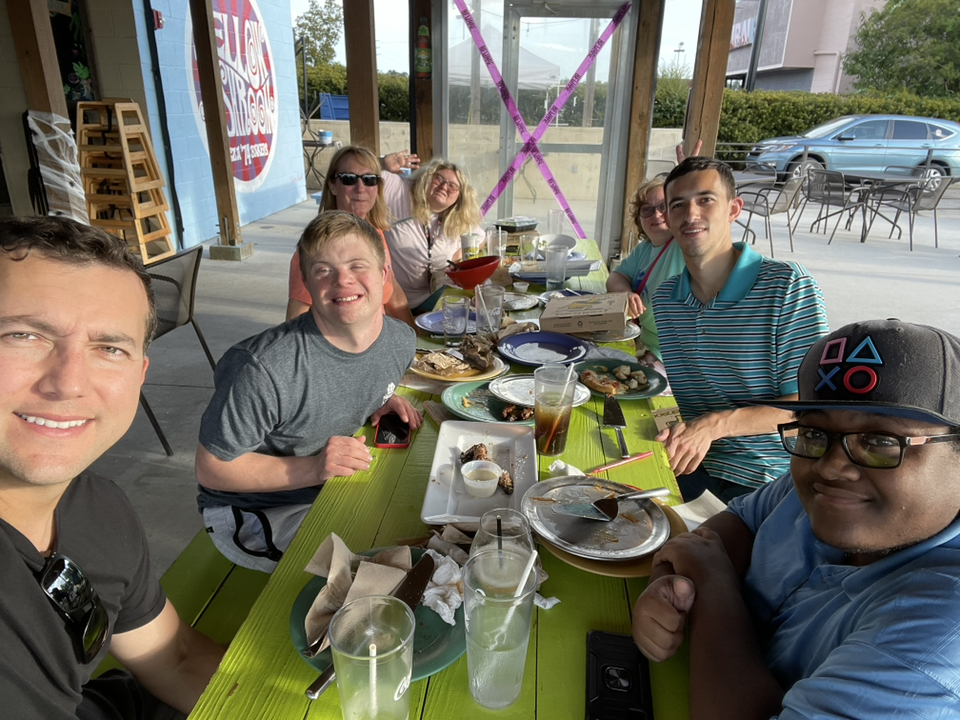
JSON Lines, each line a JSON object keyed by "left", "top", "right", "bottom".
{"left": 420, "top": 549, "right": 463, "bottom": 626}
{"left": 302, "top": 534, "right": 412, "bottom": 653}
{"left": 549, "top": 459, "right": 585, "bottom": 477}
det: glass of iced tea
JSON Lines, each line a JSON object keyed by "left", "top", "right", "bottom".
{"left": 533, "top": 363, "right": 577, "bottom": 456}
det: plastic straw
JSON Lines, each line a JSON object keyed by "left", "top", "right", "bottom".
{"left": 493, "top": 549, "right": 539, "bottom": 647}
{"left": 514, "top": 550, "right": 539, "bottom": 597}
{"left": 369, "top": 643, "right": 378, "bottom": 717}
{"left": 496, "top": 515, "right": 503, "bottom": 568}
{"left": 476, "top": 287, "right": 490, "bottom": 333}
{"left": 589, "top": 451, "right": 655, "bottom": 474}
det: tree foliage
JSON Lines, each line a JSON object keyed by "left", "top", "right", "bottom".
{"left": 844, "top": 0, "right": 960, "bottom": 97}
{"left": 295, "top": 0, "right": 343, "bottom": 67}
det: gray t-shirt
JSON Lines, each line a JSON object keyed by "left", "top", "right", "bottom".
{"left": 197, "top": 312, "right": 416, "bottom": 511}
{"left": 0, "top": 474, "right": 166, "bottom": 719}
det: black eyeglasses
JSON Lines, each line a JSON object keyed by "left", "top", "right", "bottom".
{"left": 778, "top": 422, "right": 959, "bottom": 469}
{"left": 334, "top": 172, "right": 380, "bottom": 187}
{"left": 36, "top": 553, "right": 108, "bottom": 664}
{"left": 638, "top": 203, "right": 666, "bottom": 218}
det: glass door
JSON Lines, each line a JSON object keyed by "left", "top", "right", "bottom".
{"left": 442, "top": 0, "right": 637, "bottom": 253}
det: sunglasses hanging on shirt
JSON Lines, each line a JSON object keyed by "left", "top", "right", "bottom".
{"left": 35, "top": 552, "right": 109, "bottom": 664}
{"left": 334, "top": 172, "right": 381, "bottom": 187}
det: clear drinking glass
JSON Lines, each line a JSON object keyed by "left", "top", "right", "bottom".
{"left": 462, "top": 549, "right": 539, "bottom": 709}
{"left": 534, "top": 363, "right": 578, "bottom": 456}
{"left": 469, "top": 508, "right": 535, "bottom": 559}
{"left": 519, "top": 234, "right": 538, "bottom": 262}
{"left": 329, "top": 595, "right": 416, "bottom": 720}
{"left": 441, "top": 296, "right": 469, "bottom": 347}
{"left": 547, "top": 208, "right": 564, "bottom": 235}
{"left": 544, "top": 246, "right": 568, "bottom": 291}
{"left": 485, "top": 227, "right": 507, "bottom": 263}
{"left": 475, "top": 285, "right": 505, "bottom": 335}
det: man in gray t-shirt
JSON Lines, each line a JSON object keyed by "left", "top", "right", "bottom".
{"left": 196, "top": 212, "right": 422, "bottom": 571}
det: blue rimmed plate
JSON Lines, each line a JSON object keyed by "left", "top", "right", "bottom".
{"left": 497, "top": 331, "right": 590, "bottom": 367}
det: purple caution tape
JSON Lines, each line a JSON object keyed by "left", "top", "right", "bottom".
{"left": 454, "top": 0, "right": 631, "bottom": 239}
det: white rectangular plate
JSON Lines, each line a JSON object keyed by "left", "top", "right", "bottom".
{"left": 421, "top": 421, "right": 538, "bottom": 525}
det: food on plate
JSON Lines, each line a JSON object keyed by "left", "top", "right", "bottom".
{"left": 415, "top": 351, "right": 472, "bottom": 377}
{"left": 497, "top": 321, "right": 538, "bottom": 342}
{"left": 501, "top": 404, "right": 534, "bottom": 422}
{"left": 580, "top": 368, "right": 626, "bottom": 395}
{"left": 459, "top": 334, "right": 495, "bottom": 371}
{"left": 459, "top": 443, "right": 489, "bottom": 464}
{"left": 498, "top": 470, "right": 515, "bottom": 495}
{"left": 580, "top": 367, "right": 650, "bottom": 395}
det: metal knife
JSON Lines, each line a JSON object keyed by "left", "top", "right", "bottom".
{"left": 305, "top": 553, "right": 436, "bottom": 700}
{"left": 553, "top": 486, "right": 671, "bottom": 521}
{"left": 603, "top": 394, "right": 630, "bottom": 458}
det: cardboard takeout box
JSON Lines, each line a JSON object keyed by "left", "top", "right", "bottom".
{"left": 539, "top": 292, "right": 629, "bottom": 334}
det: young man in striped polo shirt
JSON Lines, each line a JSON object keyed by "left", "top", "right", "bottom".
{"left": 651, "top": 157, "right": 828, "bottom": 502}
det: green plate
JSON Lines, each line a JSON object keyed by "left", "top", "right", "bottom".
{"left": 441, "top": 381, "right": 536, "bottom": 425}
{"left": 289, "top": 548, "right": 465, "bottom": 680}
{"left": 573, "top": 360, "right": 667, "bottom": 400}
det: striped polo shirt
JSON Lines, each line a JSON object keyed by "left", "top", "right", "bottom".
{"left": 652, "top": 242, "right": 828, "bottom": 487}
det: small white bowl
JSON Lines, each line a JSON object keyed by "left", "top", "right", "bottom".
{"left": 537, "top": 233, "right": 577, "bottom": 251}
{"left": 461, "top": 460, "right": 502, "bottom": 498}
{"left": 512, "top": 281, "right": 530, "bottom": 293}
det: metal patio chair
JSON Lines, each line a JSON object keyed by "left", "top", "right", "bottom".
{"left": 868, "top": 167, "right": 954, "bottom": 250}
{"left": 738, "top": 175, "right": 805, "bottom": 256}
{"left": 140, "top": 246, "right": 216, "bottom": 455}
{"left": 801, "top": 169, "right": 869, "bottom": 244}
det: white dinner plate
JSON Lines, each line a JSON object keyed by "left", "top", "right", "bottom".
{"left": 420, "top": 421, "right": 537, "bottom": 525}
{"left": 488, "top": 375, "right": 592, "bottom": 408}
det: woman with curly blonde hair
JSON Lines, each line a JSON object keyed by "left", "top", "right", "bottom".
{"left": 606, "top": 177, "right": 686, "bottom": 363}
{"left": 381, "top": 157, "right": 483, "bottom": 311}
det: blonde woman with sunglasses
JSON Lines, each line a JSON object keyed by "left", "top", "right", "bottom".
{"left": 286, "top": 146, "right": 417, "bottom": 328}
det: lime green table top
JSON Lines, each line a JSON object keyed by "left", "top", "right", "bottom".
{"left": 188, "top": 240, "right": 690, "bottom": 720}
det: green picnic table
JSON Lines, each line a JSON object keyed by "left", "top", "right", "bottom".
{"left": 187, "top": 239, "right": 691, "bottom": 720}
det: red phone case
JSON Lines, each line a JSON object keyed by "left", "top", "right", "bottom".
{"left": 374, "top": 415, "right": 410, "bottom": 449}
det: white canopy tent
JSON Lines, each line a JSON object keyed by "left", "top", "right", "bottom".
{"left": 448, "top": 24, "right": 562, "bottom": 89}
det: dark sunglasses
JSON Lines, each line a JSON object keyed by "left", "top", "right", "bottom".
{"left": 36, "top": 553, "right": 108, "bottom": 664}
{"left": 778, "top": 422, "right": 959, "bottom": 470}
{"left": 334, "top": 172, "right": 380, "bottom": 187}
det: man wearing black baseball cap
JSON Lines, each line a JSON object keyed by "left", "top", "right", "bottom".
{"left": 632, "top": 319, "right": 960, "bottom": 719}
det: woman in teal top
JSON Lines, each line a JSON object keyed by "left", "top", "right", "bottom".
{"left": 606, "top": 177, "right": 686, "bottom": 362}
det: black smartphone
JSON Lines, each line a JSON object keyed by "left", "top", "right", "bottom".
{"left": 585, "top": 630, "right": 654, "bottom": 720}
{"left": 374, "top": 413, "right": 411, "bottom": 449}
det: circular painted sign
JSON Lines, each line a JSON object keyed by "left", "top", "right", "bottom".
{"left": 186, "top": 0, "right": 279, "bottom": 191}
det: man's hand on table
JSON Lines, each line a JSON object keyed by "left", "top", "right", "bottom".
{"left": 372, "top": 394, "right": 424, "bottom": 430}
{"left": 626, "top": 292, "right": 644, "bottom": 319}
{"left": 656, "top": 415, "right": 719, "bottom": 476}
{"left": 315, "top": 435, "right": 374, "bottom": 481}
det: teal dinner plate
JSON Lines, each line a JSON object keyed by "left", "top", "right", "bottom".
{"left": 442, "top": 381, "right": 536, "bottom": 425}
{"left": 289, "top": 547, "right": 465, "bottom": 680}
{"left": 573, "top": 360, "right": 667, "bottom": 400}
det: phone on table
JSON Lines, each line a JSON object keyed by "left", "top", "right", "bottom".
{"left": 585, "top": 630, "right": 654, "bottom": 720}
{"left": 374, "top": 413, "right": 411, "bottom": 449}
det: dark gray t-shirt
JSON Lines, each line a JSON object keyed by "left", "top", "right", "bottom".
{"left": 0, "top": 474, "right": 166, "bottom": 720}
{"left": 197, "top": 312, "right": 416, "bottom": 510}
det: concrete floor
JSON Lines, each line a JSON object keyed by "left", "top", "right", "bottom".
{"left": 92, "top": 193, "right": 960, "bottom": 575}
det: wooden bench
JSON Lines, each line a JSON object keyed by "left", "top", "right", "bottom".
{"left": 96, "top": 531, "right": 269, "bottom": 675}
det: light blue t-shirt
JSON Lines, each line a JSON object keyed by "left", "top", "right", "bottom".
{"left": 727, "top": 474, "right": 960, "bottom": 718}
{"left": 652, "top": 243, "right": 828, "bottom": 487}
{"left": 612, "top": 239, "right": 686, "bottom": 360}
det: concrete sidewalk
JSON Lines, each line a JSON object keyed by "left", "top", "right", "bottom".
{"left": 90, "top": 196, "right": 960, "bottom": 575}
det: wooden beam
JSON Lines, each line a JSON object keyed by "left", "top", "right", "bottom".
{"left": 189, "top": 0, "right": 245, "bottom": 252}
{"left": 344, "top": 0, "right": 380, "bottom": 154}
{"left": 621, "top": 0, "right": 666, "bottom": 256}
{"left": 683, "top": 0, "right": 736, "bottom": 158}
{"left": 412, "top": 0, "right": 434, "bottom": 160}
{"left": 7, "top": 0, "right": 69, "bottom": 117}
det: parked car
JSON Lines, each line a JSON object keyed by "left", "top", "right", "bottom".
{"left": 745, "top": 114, "right": 960, "bottom": 182}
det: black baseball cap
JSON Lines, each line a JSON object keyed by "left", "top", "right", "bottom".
{"left": 760, "top": 319, "right": 960, "bottom": 426}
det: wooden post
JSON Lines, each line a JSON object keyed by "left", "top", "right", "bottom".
{"left": 188, "top": 0, "right": 248, "bottom": 259}
{"left": 344, "top": 0, "right": 380, "bottom": 154}
{"left": 412, "top": 0, "right": 433, "bottom": 159}
{"left": 683, "top": 0, "right": 736, "bottom": 158}
{"left": 620, "top": 0, "right": 666, "bottom": 256}
{"left": 7, "top": 0, "right": 68, "bottom": 117}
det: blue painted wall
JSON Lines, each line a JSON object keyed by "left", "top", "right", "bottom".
{"left": 142, "top": 0, "right": 306, "bottom": 247}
